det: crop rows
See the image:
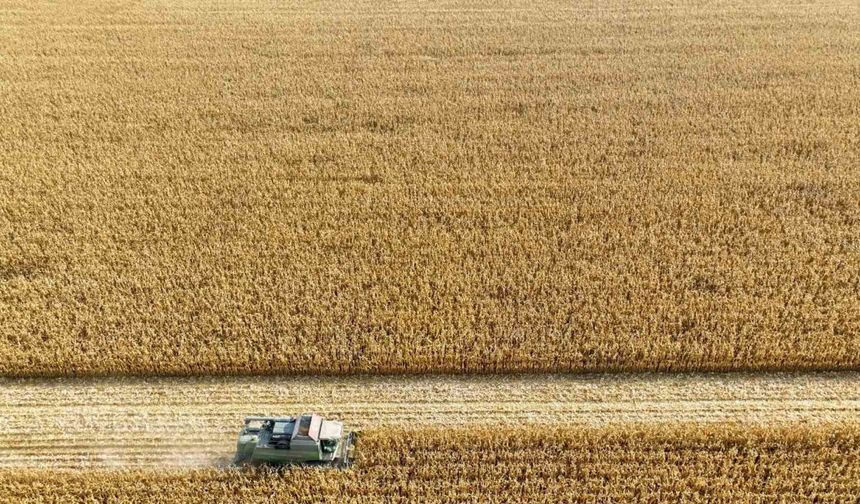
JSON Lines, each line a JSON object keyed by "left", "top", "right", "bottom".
{"left": 1, "top": 0, "right": 859, "bottom": 376}
{"left": 1, "top": 425, "right": 858, "bottom": 503}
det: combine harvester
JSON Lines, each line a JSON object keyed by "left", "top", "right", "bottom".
{"left": 233, "top": 413, "right": 356, "bottom": 468}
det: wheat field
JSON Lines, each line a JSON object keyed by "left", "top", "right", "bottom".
{"left": 3, "top": 1, "right": 860, "bottom": 501}
{"left": 2, "top": 425, "right": 858, "bottom": 503}
{"left": 6, "top": 0, "right": 860, "bottom": 503}
{"left": 2, "top": 0, "right": 859, "bottom": 377}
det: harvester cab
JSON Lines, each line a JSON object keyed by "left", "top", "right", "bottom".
{"left": 233, "top": 413, "right": 356, "bottom": 467}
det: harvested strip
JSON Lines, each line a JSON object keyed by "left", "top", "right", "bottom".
{"left": 0, "top": 372, "right": 857, "bottom": 469}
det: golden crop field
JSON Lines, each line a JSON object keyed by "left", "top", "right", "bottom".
{"left": 2, "top": 425, "right": 859, "bottom": 503}
{"left": 3, "top": 1, "right": 860, "bottom": 502}
{"left": 1, "top": 0, "right": 858, "bottom": 377}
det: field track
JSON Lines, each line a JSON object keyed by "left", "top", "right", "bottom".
{"left": 1, "top": 371, "right": 857, "bottom": 469}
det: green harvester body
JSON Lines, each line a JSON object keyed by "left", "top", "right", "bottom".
{"left": 233, "top": 413, "right": 355, "bottom": 467}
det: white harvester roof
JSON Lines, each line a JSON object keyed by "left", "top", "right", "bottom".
{"left": 319, "top": 419, "right": 343, "bottom": 440}
{"left": 292, "top": 413, "right": 323, "bottom": 441}
{"left": 243, "top": 413, "right": 342, "bottom": 442}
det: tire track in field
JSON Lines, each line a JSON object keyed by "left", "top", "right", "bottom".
{"left": 0, "top": 372, "right": 857, "bottom": 469}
